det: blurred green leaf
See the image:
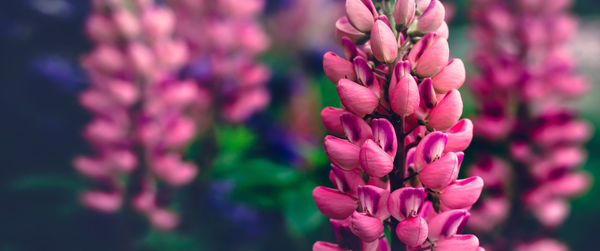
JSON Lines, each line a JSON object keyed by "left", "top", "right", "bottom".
{"left": 11, "top": 173, "right": 85, "bottom": 191}
{"left": 315, "top": 75, "right": 341, "bottom": 108}
{"left": 136, "top": 230, "right": 202, "bottom": 251}
{"left": 283, "top": 181, "right": 324, "bottom": 236}
{"left": 215, "top": 125, "right": 256, "bottom": 154}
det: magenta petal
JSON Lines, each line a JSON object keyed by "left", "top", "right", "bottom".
{"left": 330, "top": 218, "right": 362, "bottom": 250}
{"left": 390, "top": 61, "right": 411, "bottom": 91}
{"left": 419, "top": 152, "right": 459, "bottom": 191}
{"left": 444, "top": 119, "right": 473, "bottom": 152}
{"left": 396, "top": 216, "right": 428, "bottom": 247}
{"left": 388, "top": 187, "right": 426, "bottom": 221}
{"left": 428, "top": 209, "right": 470, "bottom": 241}
{"left": 428, "top": 89, "right": 463, "bottom": 131}
{"left": 324, "top": 52, "right": 356, "bottom": 84}
{"left": 394, "top": 0, "right": 416, "bottom": 27}
{"left": 341, "top": 112, "right": 373, "bottom": 145}
{"left": 432, "top": 59, "right": 466, "bottom": 93}
{"left": 350, "top": 211, "right": 384, "bottom": 242}
{"left": 353, "top": 56, "right": 374, "bottom": 86}
{"left": 342, "top": 37, "right": 359, "bottom": 60}
{"left": 346, "top": 0, "right": 375, "bottom": 32}
{"left": 324, "top": 136, "right": 361, "bottom": 170}
{"left": 331, "top": 164, "right": 366, "bottom": 197}
{"left": 322, "top": 107, "right": 347, "bottom": 137}
{"left": 313, "top": 186, "right": 357, "bottom": 219}
{"left": 440, "top": 176, "right": 484, "bottom": 209}
{"left": 419, "top": 78, "right": 437, "bottom": 109}
{"left": 417, "top": 0, "right": 445, "bottom": 33}
{"left": 433, "top": 235, "right": 480, "bottom": 251}
{"left": 390, "top": 75, "right": 420, "bottom": 116}
{"left": 313, "top": 241, "right": 347, "bottom": 251}
{"left": 371, "top": 118, "right": 398, "bottom": 158}
{"left": 414, "top": 132, "right": 448, "bottom": 171}
{"left": 336, "top": 17, "right": 367, "bottom": 43}
{"left": 357, "top": 185, "right": 390, "bottom": 219}
{"left": 371, "top": 20, "right": 398, "bottom": 63}
{"left": 360, "top": 139, "right": 394, "bottom": 178}
{"left": 407, "top": 33, "right": 449, "bottom": 77}
{"left": 337, "top": 79, "right": 379, "bottom": 117}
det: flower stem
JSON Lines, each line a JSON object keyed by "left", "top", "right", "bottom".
{"left": 390, "top": 115, "right": 407, "bottom": 251}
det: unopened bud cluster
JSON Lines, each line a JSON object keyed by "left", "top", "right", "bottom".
{"left": 75, "top": 0, "right": 201, "bottom": 230}
{"left": 468, "top": 0, "right": 591, "bottom": 249}
{"left": 314, "top": 1, "right": 484, "bottom": 250}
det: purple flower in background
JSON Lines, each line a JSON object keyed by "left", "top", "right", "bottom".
{"left": 31, "top": 54, "right": 83, "bottom": 92}
{"left": 468, "top": 0, "right": 592, "bottom": 249}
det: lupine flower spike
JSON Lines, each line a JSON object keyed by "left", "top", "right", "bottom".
{"left": 75, "top": 0, "right": 200, "bottom": 230}
{"left": 468, "top": 0, "right": 592, "bottom": 249}
{"left": 169, "top": 0, "right": 271, "bottom": 123}
{"left": 314, "top": 1, "right": 483, "bottom": 250}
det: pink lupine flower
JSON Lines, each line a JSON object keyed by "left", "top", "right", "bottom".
{"left": 468, "top": 0, "right": 591, "bottom": 249}
{"left": 76, "top": 0, "right": 200, "bottom": 229}
{"left": 314, "top": 1, "right": 482, "bottom": 250}
{"left": 170, "top": 0, "right": 271, "bottom": 123}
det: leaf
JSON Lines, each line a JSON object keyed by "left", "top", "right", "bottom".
{"left": 136, "top": 230, "right": 202, "bottom": 251}
{"left": 283, "top": 181, "right": 325, "bottom": 236}
{"left": 11, "top": 173, "right": 85, "bottom": 191}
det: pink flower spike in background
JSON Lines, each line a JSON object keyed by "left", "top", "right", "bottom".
{"left": 468, "top": 0, "right": 593, "bottom": 249}
{"left": 76, "top": 0, "right": 200, "bottom": 229}
{"left": 314, "top": 1, "right": 483, "bottom": 250}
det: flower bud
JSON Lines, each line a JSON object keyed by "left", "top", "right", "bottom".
{"left": 149, "top": 208, "right": 179, "bottom": 230}
{"left": 336, "top": 17, "right": 367, "bottom": 43}
{"left": 416, "top": 0, "right": 432, "bottom": 13}
{"left": 313, "top": 241, "right": 346, "bottom": 251}
{"left": 324, "top": 135, "right": 361, "bottom": 170}
{"left": 371, "top": 118, "right": 398, "bottom": 158}
{"left": 388, "top": 187, "right": 426, "bottom": 220}
{"left": 428, "top": 89, "right": 463, "bottom": 131}
{"left": 390, "top": 61, "right": 411, "bottom": 91}
{"left": 86, "top": 14, "right": 116, "bottom": 43}
{"left": 436, "top": 21, "right": 449, "bottom": 39}
{"left": 322, "top": 107, "right": 347, "bottom": 137}
{"left": 440, "top": 176, "right": 484, "bottom": 209}
{"left": 342, "top": 37, "right": 359, "bottom": 60}
{"left": 417, "top": 0, "right": 445, "bottom": 33}
{"left": 353, "top": 56, "right": 374, "bottom": 87}
{"left": 324, "top": 52, "right": 357, "bottom": 84}
{"left": 350, "top": 211, "right": 384, "bottom": 242}
{"left": 370, "top": 20, "right": 398, "bottom": 63}
{"left": 428, "top": 209, "right": 469, "bottom": 241}
{"left": 390, "top": 75, "right": 420, "bottom": 116}
{"left": 313, "top": 186, "right": 357, "bottom": 219}
{"left": 394, "top": 0, "right": 416, "bottom": 27}
{"left": 407, "top": 33, "right": 449, "bottom": 77}
{"left": 358, "top": 185, "right": 390, "bottom": 219}
{"left": 396, "top": 216, "right": 428, "bottom": 247}
{"left": 419, "top": 78, "right": 437, "bottom": 109}
{"left": 413, "top": 131, "right": 448, "bottom": 171}
{"left": 341, "top": 112, "right": 373, "bottom": 145}
{"left": 337, "top": 79, "right": 379, "bottom": 117}
{"left": 113, "top": 10, "right": 141, "bottom": 38}
{"left": 153, "top": 154, "right": 198, "bottom": 186}
{"left": 444, "top": 119, "right": 473, "bottom": 152}
{"left": 346, "top": 0, "right": 376, "bottom": 32}
{"left": 360, "top": 139, "right": 394, "bottom": 178}
{"left": 127, "top": 42, "right": 155, "bottom": 75}
{"left": 419, "top": 152, "right": 459, "bottom": 190}
{"left": 432, "top": 59, "right": 466, "bottom": 93}
{"left": 434, "top": 235, "right": 480, "bottom": 251}
{"left": 81, "top": 190, "right": 122, "bottom": 213}
{"left": 331, "top": 164, "right": 366, "bottom": 197}
{"left": 142, "top": 7, "right": 175, "bottom": 41}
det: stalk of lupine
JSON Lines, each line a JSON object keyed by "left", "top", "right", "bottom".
{"left": 468, "top": 0, "right": 592, "bottom": 249}
{"left": 314, "top": 1, "right": 483, "bottom": 250}
{"left": 168, "top": 0, "right": 271, "bottom": 123}
{"left": 75, "top": 0, "right": 200, "bottom": 230}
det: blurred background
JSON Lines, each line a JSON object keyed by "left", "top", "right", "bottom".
{"left": 0, "top": 0, "right": 599, "bottom": 250}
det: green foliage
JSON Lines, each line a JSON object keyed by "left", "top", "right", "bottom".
{"left": 136, "top": 230, "right": 204, "bottom": 251}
